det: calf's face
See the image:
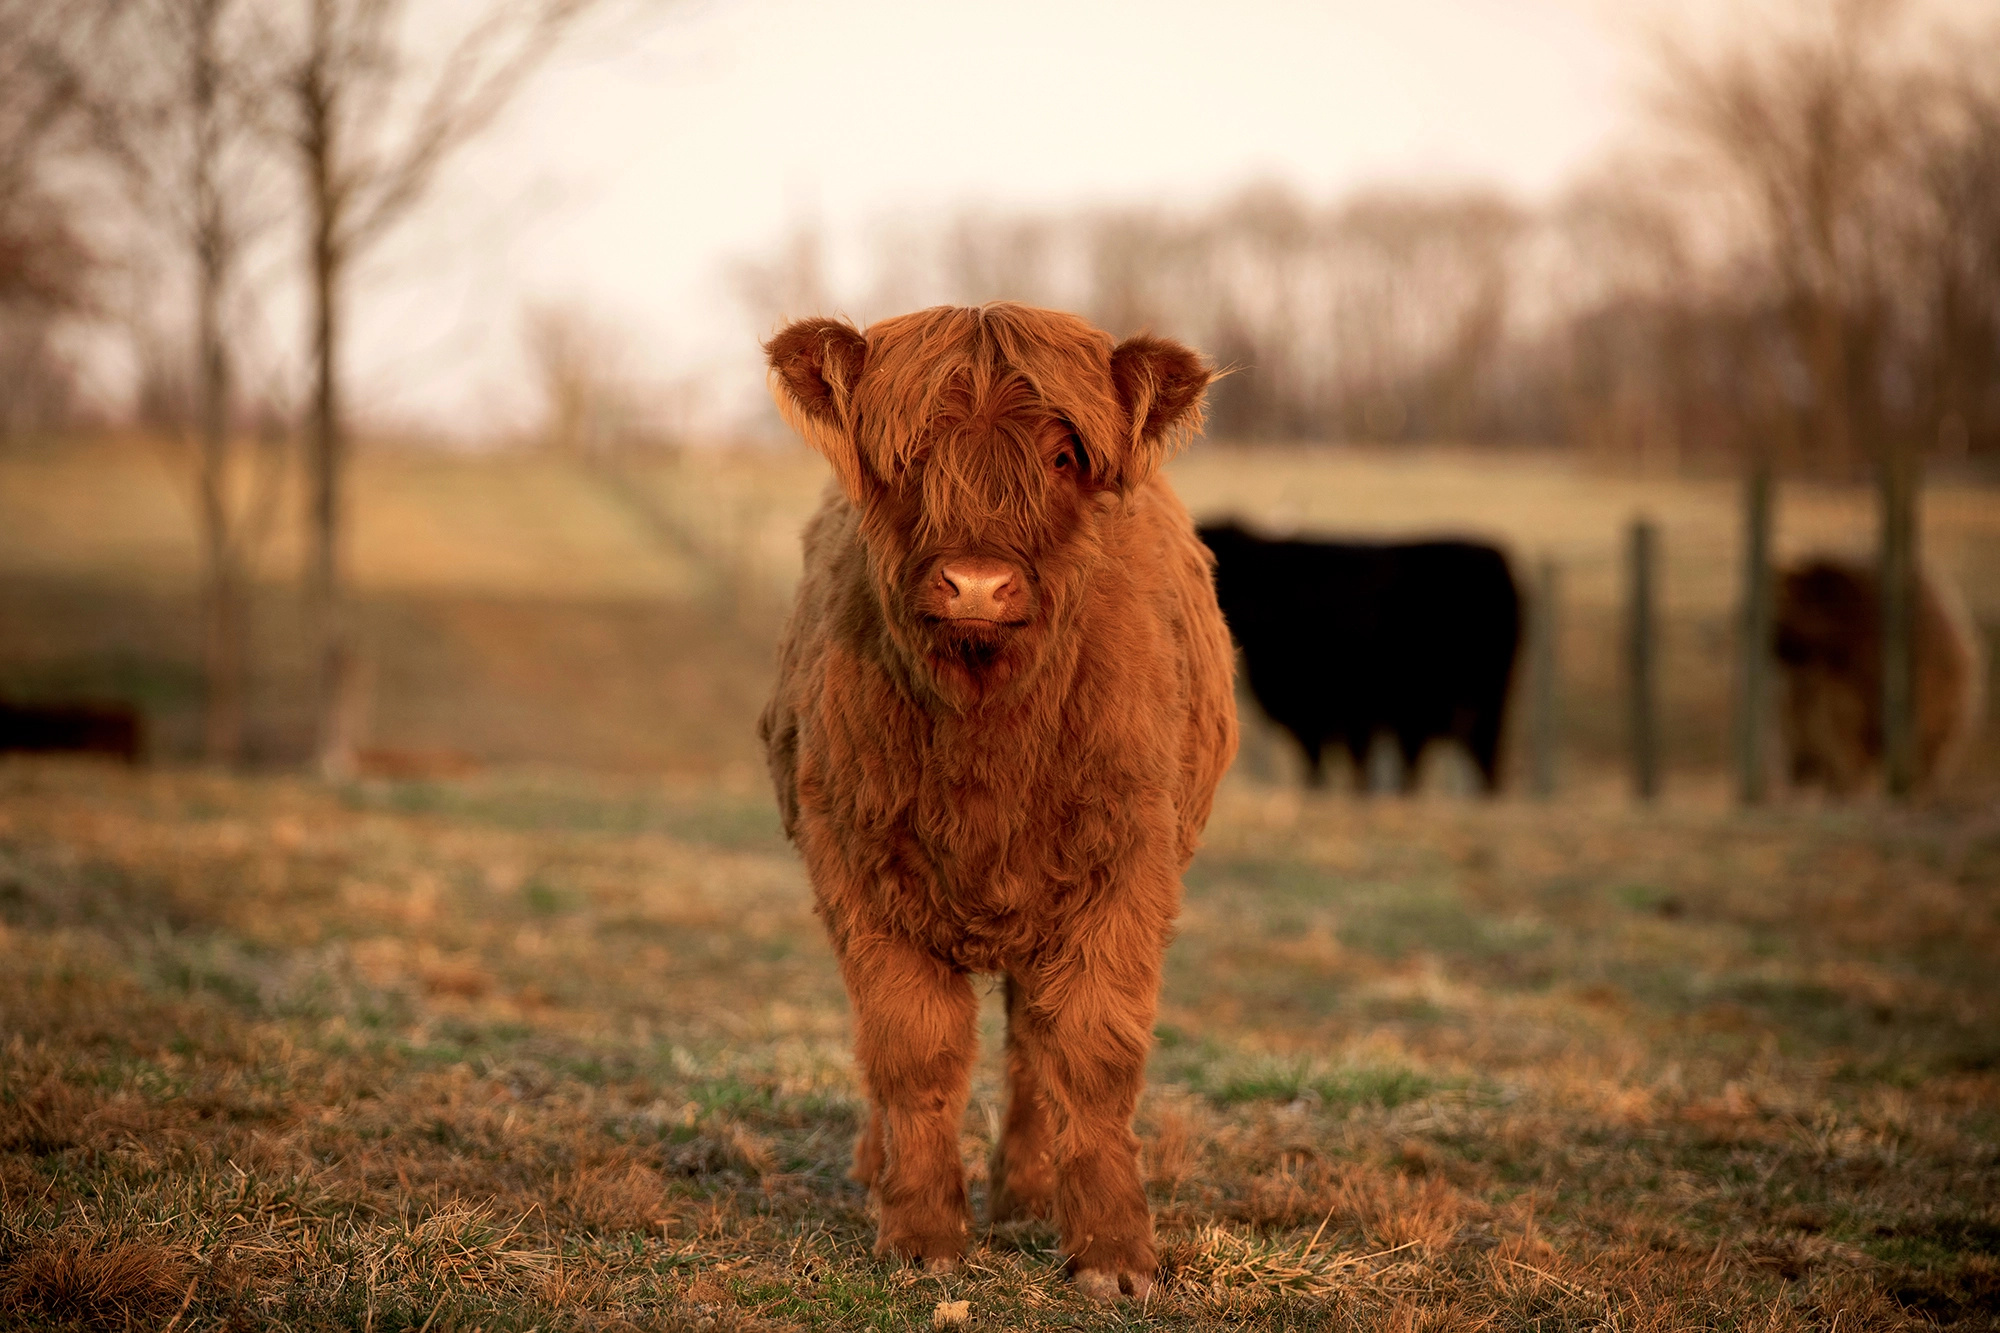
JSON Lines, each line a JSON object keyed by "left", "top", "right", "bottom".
{"left": 767, "top": 304, "right": 1210, "bottom": 703}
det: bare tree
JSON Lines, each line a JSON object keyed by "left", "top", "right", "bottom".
{"left": 0, "top": 3, "right": 84, "bottom": 249}
{"left": 273, "top": 0, "right": 603, "bottom": 778}
{"left": 0, "top": 0, "right": 98, "bottom": 438}
{"left": 729, "top": 218, "right": 833, "bottom": 330}
{"left": 1903, "top": 40, "right": 2000, "bottom": 462}
{"left": 1652, "top": 0, "right": 1905, "bottom": 474}
{"left": 74, "top": 0, "right": 290, "bottom": 766}
{"left": 522, "top": 299, "right": 648, "bottom": 455}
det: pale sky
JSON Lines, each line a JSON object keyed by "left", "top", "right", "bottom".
{"left": 344, "top": 0, "right": 1646, "bottom": 437}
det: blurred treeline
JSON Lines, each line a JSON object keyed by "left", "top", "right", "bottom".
{"left": 738, "top": 2, "right": 2000, "bottom": 479}
{"left": 8, "top": 0, "right": 1997, "bottom": 475}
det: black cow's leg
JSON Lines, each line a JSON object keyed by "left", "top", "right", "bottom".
{"left": 1298, "top": 733, "right": 1326, "bottom": 788}
{"left": 1397, "top": 731, "right": 1426, "bottom": 793}
{"left": 1469, "top": 706, "right": 1505, "bottom": 794}
{"left": 1344, "top": 732, "right": 1373, "bottom": 794}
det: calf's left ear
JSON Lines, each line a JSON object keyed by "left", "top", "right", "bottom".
{"left": 1108, "top": 334, "right": 1213, "bottom": 491}
{"left": 766, "top": 317, "right": 870, "bottom": 501}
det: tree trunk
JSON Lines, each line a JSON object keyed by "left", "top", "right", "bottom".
{"left": 192, "top": 0, "right": 247, "bottom": 768}
{"left": 302, "top": 38, "right": 357, "bottom": 780}
{"left": 307, "top": 190, "right": 357, "bottom": 778}
{"left": 196, "top": 253, "right": 246, "bottom": 766}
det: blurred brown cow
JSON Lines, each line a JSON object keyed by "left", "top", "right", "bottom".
{"left": 759, "top": 304, "right": 1236, "bottom": 1301}
{"left": 1775, "top": 558, "right": 1985, "bottom": 795}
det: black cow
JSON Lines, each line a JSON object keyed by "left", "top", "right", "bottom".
{"left": 1199, "top": 521, "right": 1520, "bottom": 792}
{"left": 0, "top": 702, "right": 144, "bottom": 763}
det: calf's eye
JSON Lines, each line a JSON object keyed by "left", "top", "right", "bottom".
{"left": 1054, "top": 436, "right": 1088, "bottom": 475}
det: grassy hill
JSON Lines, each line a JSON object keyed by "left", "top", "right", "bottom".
{"left": 2, "top": 435, "right": 1995, "bottom": 791}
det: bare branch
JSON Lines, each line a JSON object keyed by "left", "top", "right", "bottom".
{"left": 348, "top": 0, "right": 595, "bottom": 248}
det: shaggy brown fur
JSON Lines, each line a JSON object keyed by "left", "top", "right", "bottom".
{"left": 759, "top": 304, "right": 1237, "bottom": 1301}
{"left": 1774, "top": 557, "right": 1985, "bottom": 795}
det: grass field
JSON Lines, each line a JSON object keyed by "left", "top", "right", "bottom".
{"left": 2, "top": 761, "right": 1997, "bottom": 1330}
{"left": 2, "top": 436, "right": 1997, "bottom": 1328}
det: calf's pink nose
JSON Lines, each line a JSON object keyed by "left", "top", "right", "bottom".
{"left": 939, "top": 558, "right": 1021, "bottom": 620}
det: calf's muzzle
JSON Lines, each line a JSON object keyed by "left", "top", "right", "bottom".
{"left": 935, "top": 557, "right": 1027, "bottom": 624}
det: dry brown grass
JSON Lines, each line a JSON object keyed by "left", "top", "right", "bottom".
{"left": 4, "top": 1238, "right": 194, "bottom": 1329}
{"left": 1, "top": 758, "right": 1995, "bottom": 1330}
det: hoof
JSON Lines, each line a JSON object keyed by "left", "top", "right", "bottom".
{"left": 876, "top": 1228, "right": 965, "bottom": 1271}
{"left": 1073, "top": 1268, "right": 1154, "bottom": 1303}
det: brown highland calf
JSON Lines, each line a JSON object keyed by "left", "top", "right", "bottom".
{"left": 758, "top": 304, "right": 1237, "bottom": 1300}
{"left": 1775, "top": 558, "right": 1986, "bottom": 795}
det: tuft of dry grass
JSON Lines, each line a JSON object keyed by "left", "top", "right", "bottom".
{"left": 4, "top": 1238, "right": 193, "bottom": 1329}
{"left": 1, "top": 758, "right": 1996, "bottom": 1330}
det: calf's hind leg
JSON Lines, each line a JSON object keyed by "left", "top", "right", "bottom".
{"left": 850, "top": 1104, "right": 885, "bottom": 1188}
{"left": 839, "top": 933, "right": 978, "bottom": 1269}
{"left": 988, "top": 974, "right": 1056, "bottom": 1223}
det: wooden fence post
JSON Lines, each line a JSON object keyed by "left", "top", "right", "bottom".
{"left": 1628, "top": 519, "right": 1659, "bottom": 803}
{"left": 1530, "top": 556, "right": 1559, "bottom": 799}
{"left": 1880, "top": 437, "right": 1918, "bottom": 799}
{"left": 1733, "top": 463, "right": 1774, "bottom": 806}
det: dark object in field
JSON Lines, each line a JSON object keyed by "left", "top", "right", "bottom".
{"left": 1198, "top": 521, "right": 1520, "bottom": 792}
{"left": 0, "top": 701, "right": 143, "bottom": 762}
{"left": 1775, "top": 558, "right": 1983, "bottom": 795}
{"left": 760, "top": 303, "right": 1236, "bottom": 1302}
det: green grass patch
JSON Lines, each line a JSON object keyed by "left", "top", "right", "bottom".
{"left": 1164, "top": 1049, "right": 1448, "bottom": 1112}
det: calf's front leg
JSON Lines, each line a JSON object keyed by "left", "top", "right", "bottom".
{"left": 839, "top": 931, "right": 978, "bottom": 1269}
{"left": 1011, "top": 952, "right": 1162, "bottom": 1301}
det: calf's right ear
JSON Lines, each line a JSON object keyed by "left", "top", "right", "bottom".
{"left": 766, "top": 317, "right": 870, "bottom": 501}
{"left": 1108, "top": 334, "right": 1212, "bottom": 492}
